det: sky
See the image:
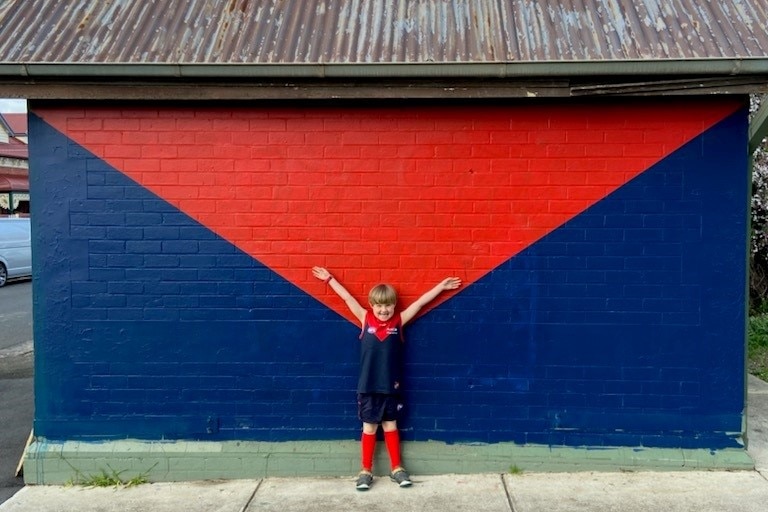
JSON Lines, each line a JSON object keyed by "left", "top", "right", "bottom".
{"left": 0, "top": 98, "right": 27, "bottom": 113}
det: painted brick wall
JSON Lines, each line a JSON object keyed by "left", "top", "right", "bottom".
{"left": 30, "top": 98, "right": 748, "bottom": 448}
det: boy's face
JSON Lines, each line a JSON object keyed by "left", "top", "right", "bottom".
{"left": 370, "top": 302, "right": 396, "bottom": 322}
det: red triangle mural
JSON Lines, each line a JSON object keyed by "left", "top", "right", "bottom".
{"left": 39, "top": 102, "right": 740, "bottom": 322}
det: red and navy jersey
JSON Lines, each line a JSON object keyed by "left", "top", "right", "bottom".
{"left": 357, "top": 311, "right": 404, "bottom": 394}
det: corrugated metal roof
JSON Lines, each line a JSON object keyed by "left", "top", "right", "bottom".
{"left": 0, "top": 170, "right": 29, "bottom": 191}
{"left": 0, "top": 0, "right": 767, "bottom": 65}
{"left": 0, "top": 114, "right": 27, "bottom": 136}
{"left": 0, "top": 138, "right": 28, "bottom": 160}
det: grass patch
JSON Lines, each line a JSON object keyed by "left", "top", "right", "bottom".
{"left": 63, "top": 459, "right": 156, "bottom": 488}
{"left": 508, "top": 464, "right": 523, "bottom": 475}
{"left": 749, "top": 315, "right": 768, "bottom": 381}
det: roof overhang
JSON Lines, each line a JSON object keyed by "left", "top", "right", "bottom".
{"left": 0, "top": 169, "right": 28, "bottom": 192}
{"left": 1, "top": 57, "right": 768, "bottom": 79}
{"left": 1, "top": 59, "right": 767, "bottom": 154}
{"left": 0, "top": 59, "right": 767, "bottom": 100}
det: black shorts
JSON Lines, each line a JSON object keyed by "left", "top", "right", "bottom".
{"left": 357, "top": 393, "right": 403, "bottom": 424}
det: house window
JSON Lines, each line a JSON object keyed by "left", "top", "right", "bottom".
{"left": 0, "top": 191, "right": 29, "bottom": 217}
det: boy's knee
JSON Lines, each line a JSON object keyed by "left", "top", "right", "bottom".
{"left": 381, "top": 420, "right": 398, "bottom": 432}
{"left": 362, "top": 422, "right": 379, "bottom": 434}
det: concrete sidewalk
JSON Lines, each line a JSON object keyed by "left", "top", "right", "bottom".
{"left": 2, "top": 376, "right": 767, "bottom": 512}
{"left": 2, "top": 471, "right": 768, "bottom": 512}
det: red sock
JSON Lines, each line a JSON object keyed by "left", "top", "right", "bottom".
{"left": 384, "top": 429, "right": 402, "bottom": 470}
{"left": 361, "top": 432, "right": 376, "bottom": 471}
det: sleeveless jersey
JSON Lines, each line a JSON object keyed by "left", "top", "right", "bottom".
{"left": 357, "top": 311, "right": 404, "bottom": 394}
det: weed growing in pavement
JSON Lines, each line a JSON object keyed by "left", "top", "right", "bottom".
{"left": 61, "top": 458, "right": 156, "bottom": 488}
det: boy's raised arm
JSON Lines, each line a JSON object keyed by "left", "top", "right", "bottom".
{"left": 312, "top": 266, "right": 367, "bottom": 324}
{"left": 400, "top": 277, "right": 461, "bottom": 326}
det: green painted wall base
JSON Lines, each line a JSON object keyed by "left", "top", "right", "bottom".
{"left": 23, "top": 438, "right": 755, "bottom": 485}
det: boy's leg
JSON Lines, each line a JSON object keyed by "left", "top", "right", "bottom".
{"left": 356, "top": 422, "right": 378, "bottom": 491}
{"left": 383, "top": 420, "right": 412, "bottom": 487}
{"left": 361, "top": 422, "right": 378, "bottom": 471}
{"left": 381, "top": 421, "right": 401, "bottom": 470}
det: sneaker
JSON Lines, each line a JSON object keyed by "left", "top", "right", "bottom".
{"left": 355, "top": 471, "right": 373, "bottom": 491}
{"left": 390, "top": 467, "right": 412, "bottom": 487}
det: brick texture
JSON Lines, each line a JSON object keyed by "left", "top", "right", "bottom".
{"left": 29, "top": 99, "right": 749, "bottom": 450}
{"left": 40, "top": 102, "right": 737, "bottom": 322}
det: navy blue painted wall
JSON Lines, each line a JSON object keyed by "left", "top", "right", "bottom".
{"left": 29, "top": 104, "right": 748, "bottom": 449}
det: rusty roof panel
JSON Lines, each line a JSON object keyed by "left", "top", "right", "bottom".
{"left": 0, "top": 0, "right": 767, "bottom": 65}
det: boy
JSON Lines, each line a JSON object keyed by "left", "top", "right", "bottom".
{"left": 311, "top": 266, "right": 461, "bottom": 490}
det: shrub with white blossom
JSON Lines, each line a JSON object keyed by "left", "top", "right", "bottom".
{"left": 751, "top": 94, "right": 768, "bottom": 313}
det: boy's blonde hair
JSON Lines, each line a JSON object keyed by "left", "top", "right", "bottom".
{"left": 368, "top": 283, "right": 397, "bottom": 305}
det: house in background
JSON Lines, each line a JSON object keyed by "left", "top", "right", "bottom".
{"left": 1, "top": 0, "right": 768, "bottom": 483}
{"left": 0, "top": 112, "right": 29, "bottom": 217}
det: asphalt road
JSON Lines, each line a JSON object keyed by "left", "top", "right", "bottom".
{"left": 0, "top": 279, "right": 34, "bottom": 504}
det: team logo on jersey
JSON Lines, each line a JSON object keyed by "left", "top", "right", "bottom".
{"left": 365, "top": 320, "right": 399, "bottom": 342}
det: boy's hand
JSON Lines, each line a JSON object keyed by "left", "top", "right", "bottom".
{"left": 440, "top": 277, "right": 462, "bottom": 290}
{"left": 401, "top": 276, "right": 462, "bottom": 325}
{"left": 312, "top": 266, "right": 367, "bottom": 323}
{"left": 312, "top": 266, "right": 331, "bottom": 281}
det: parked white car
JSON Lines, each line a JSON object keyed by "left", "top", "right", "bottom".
{"left": 0, "top": 218, "right": 31, "bottom": 287}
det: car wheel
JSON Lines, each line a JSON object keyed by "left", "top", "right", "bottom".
{"left": 0, "top": 263, "right": 6, "bottom": 287}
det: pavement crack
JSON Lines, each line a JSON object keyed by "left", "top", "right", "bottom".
{"left": 500, "top": 473, "right": 517, "bottom": 512}
{"left": 238, "top": 478, "right": 263, "bottom": 512}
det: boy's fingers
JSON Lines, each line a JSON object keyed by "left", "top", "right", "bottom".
{"left": 311, "top": 267, "right": 329, "bottom": 280}
{"left": 442, "top": 278, "right": 461, "bottom": 289}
